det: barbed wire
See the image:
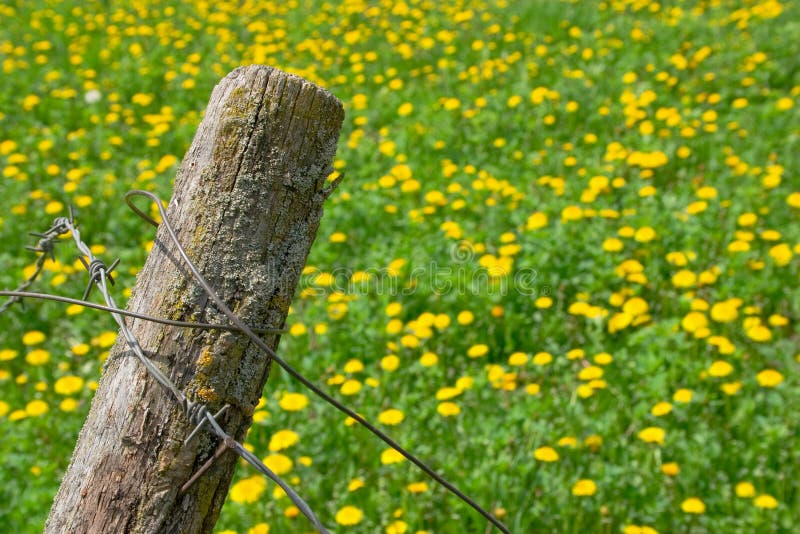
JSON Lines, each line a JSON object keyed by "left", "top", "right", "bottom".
{"left": 0, "top": 290, "right": 286, "bottom": 335}
{"left": 0, "top": 190, "right": 511, "bottom": 533}
{"left": 2, "top": 208, "right": 328, "bottom": 533}
{"left": 0, "top": 210, "right": 72, "bottom": 314}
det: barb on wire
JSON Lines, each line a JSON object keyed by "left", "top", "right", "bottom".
{"left": 0, "top": 210, "right": 74, "bottom": 314}
{"left": 126, "top": 190, "right": 511, "bottom": 534}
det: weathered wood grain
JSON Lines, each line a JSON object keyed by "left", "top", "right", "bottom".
{"left": 45, "top": 65, "right": 343, "bottom": 534}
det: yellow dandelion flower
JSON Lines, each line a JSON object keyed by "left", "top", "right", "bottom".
{"left": 44, "top": 200, "right": 64, "bottom": 215}
{"left": 768, "top": 243, "right": 792, "bottom": 266}
{"left": 381, "top": 355, "right": 400, "bottom": 371}
{"left": 681, "top": 312, "right": 708, "bottom": 333}
{"left": 25, "top": 349, "right": 50, "bottom": 366}
{"left": 533, "top": 446, "right": 559, "bottom": 462}
{"left": 419, "top": 352, "right": 438, "bottom": 366}
{"left": 561, "top": 205, "right": 583, "bottom": 222}
{"left": 335, "top": 506, "right": 364, "bottom": 526}
{"left": 25, "top": 400, "right": 49, "bottom": 417}
{"left": 746, "top": 324, "right": 772, "bottom": 342}
{"left": 279, "top": 392, "right": 309, "bottom": 412}
{"left": 735, "top": 482, "right": 755, "bottom": 498}
{"left": 775, "top": 97, "right": 794, "bottom": 111}
{"left": 386, "top": 319, "right": 403, "bottom": 335}
{"left": 754, "top": 494, "right": 778, "bottom": 509}
{"left": 602, "top": 238, "right": 624, "bottom": 252}
{"left": 526, "top": 212, "right": 548, "bottom": 231}
{"left": 288, "top": 323, "right": 307, "bottom": 336}
{"left": 638, "top": 426, "right": 666, "bottom": 445}
{"left": 566, "top": 348, "right": 585, "bottom": 360}
{"left": 623, "top": 297, "right": 648, "bottom": 317}
{"left": 58, "top": 398, "right": 78, "bottom": 412}
{"left": 9, "top": 410, "right": 27, "bottom": 421}
{"left": 386, "top": 520, "right": 408, "bottom": 534}
{"left": 607, "top": 311, "right": 631, "bottom": 333}
{"left": 737, "top": 212, "right": 757, "bottom": 226}
{"left": 400, "top": 334, "right": 420, "bottom": 349}
{"left": 378, "top": 409, "right": 404, "bottom": 426}
{"left": 344, "top": 359, "right": 364, "bottom": 373}
{"left": 593, "top": 352, "right": 613, "bottom": 365}
{"left": 634, "top": 226, "right": 657, "bottom": 242}
{"left": 525, "top": 383, "right": 541, "bottom": 395}
{"left": 348, "top": 478, "right": 365, "bottom": 492}
{"left": 434, "top": 314, "right": 451, "bottom": 329}
{"left": 268, "top": 429, "right": 300, "bottom": 452}
{"left": 558, "top": 436, "right": 578, "bottom": 448}
{"left": 22, "top": 331, "right": 46, "bottom": 345}
{"left": 93, "top": 331, "right": 117, "bottom": 348}
{"left": 768, "top": 314, "right": 788, "bottom": 326}
{"left": 756, "top": 369, "right": 783, "bottom": 387}
{"left": 340, "top": 379, "right": 362, "bottom": 395}
{"left": 661, "top": 462, "right": 680, "bottom": 476}
{"left": 386, "top": 302, "right": 402, "bottom": 317}
{"left": 262, "top": 454, "right": 293, "bottom": 475}
{"left": 0, "top": 349, "right": 18, "bottom": 361}
{"left": 710, "top": 300, "right": 739, "bottom": 322}
{"left": 53, "top": 376, "right": 84, "bottom": 396}
{"left": 708, "top": 360, "right": 734, "bottom": 377}
{"left": 673, "top": 389, "right": 693, "bottom": 403}
{"left": 681, "top": 497, "right": 706, "bottom": 514}
{"left": 686, "top": 200, "right": 707, "bottom": 214}
{"left": 437, "top": 401, "right": 460, "bottom": 417}
{"left": 532, "top": 352, "right": 552, "bottom": 366}
{"left": 397, "top": 102, "right": 413, "bottom": 116}
{"left": 651, "top": 402, "right": 672, "bottom": 416}
{"left": 380, "top": 448, "right": 405, "bottom": 465}
{"left": 229, "top": 475, "right": 267, "bottom": 504}
{"left": 672, "top": 270, "right": 697, "bottom": 288}
{"left": 721, "top": 381, "right": 742, "bottom": 395}
{"left": 508, "top": 352, "right": 528, "bottom": 366}
{"left": 571, "top": 479, "right": 597, "bottom": 497}
{"left": 578, "top": 366, "right": 603, "bottom": 381}
{"left": 457, "top": 310, "right": 474, "bottom": 325}
{"left": 467, "top": 344, "right": 488, "bottom": 358}
{"left": 407, "top": 481, "right": 429, "bottom": 493}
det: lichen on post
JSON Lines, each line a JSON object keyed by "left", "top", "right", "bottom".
{"left": 45, "top": 65, "right": 344, "bottom": 534}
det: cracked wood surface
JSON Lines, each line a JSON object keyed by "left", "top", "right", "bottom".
{"left": 45, "top": 65, "right": 343, "bottom": 534}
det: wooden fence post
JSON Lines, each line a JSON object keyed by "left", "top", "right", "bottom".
{"left": 45, "top": 65, "right": 343, "bottom": 533}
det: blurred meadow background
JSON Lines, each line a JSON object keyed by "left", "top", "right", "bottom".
{"left": 1, "top": 0, "right": 799, "bottom": 532}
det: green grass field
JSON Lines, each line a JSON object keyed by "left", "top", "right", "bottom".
{"left": 1, "top": 0, "right": 799, "bottom": 532}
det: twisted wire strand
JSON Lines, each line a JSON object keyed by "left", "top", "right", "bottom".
{"left": 126, "top": 189, "right": 510, "bottom": 533}
{"left": 63, "top": 218, "right": 329, "bottom": 533}
{"left": 0, "top": 290, "right": 286, "bottom": 334}
{"left": 0, "top": 254, "right": 47, "bottom": 314}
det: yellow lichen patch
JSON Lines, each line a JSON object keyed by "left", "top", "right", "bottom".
{"left": 196, "top": 386, "right": 219, "bottom": 403}
{"left": 196, "top": 348, "right": 214, "bottom": 368}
